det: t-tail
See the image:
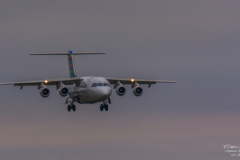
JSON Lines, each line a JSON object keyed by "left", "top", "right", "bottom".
{"left": 67, "top": 50, "right": 77, "bottom": 78}
{"left": 30, "top": 50, "right": 106, "bottom": 78}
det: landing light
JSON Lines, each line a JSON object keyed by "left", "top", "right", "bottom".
{"left": 131, "top": 79, "right": 134, "bottom": 82}
{"left": 44, "top": 80, "right": 48, "bottom": 84}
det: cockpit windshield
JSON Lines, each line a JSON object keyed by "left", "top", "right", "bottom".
{"left": 91, "top": 82, "right": 111, "bottom": 87}
{"left": 98, "top": 83, "right": 103, "bottom": 86}
{"left": 91, "top": 83, "right": 97, "bottom": 87}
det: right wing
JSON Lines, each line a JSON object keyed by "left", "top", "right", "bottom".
{"left": 105, "top": 77, "right": 177, "bottom": 84}
{"left": 105, "top": 77, "right": 176, "bottom": 88}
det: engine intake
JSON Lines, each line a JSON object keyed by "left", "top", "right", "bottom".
{"left": 116, "top": 86, "right": 126, "bottom": 96}
{"left": 59, "top": 87, "right": 69, "bottom": 97}
{"left": 133, "top": 86, "right": 143, "bottom": 96}
{"left": 40, "top": 87, "right": 50, "bottom": 98}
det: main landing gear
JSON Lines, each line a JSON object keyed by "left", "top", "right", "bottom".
{"left": 100, "top": 98, "right": 111, "bottom": 112}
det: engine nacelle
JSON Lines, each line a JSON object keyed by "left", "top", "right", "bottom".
{"left": 132, "top": 86, "right": 143, "bottom": 96}
{"left": 115, "top": 86, "right": 126, "bottom": 96}
{"left": 39, "top": 87, "right": 50, "bottom": 98}
{"left": 59, "top": 87, "right": 69, "bottom": 97}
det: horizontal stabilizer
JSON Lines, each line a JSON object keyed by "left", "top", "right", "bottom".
{"left": 30, "top": 50, "right": 106, "bottom": 78}
{"left": 30, "top": 52, "right": 106, "bottom": 55}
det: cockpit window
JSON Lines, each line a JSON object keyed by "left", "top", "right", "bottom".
{"left": 103, "top": 83, "right": 111, "bottom": 87}
{"left": 92, "top": 82, "right": 111, "bottom": 87}
{"left": 98, "top": 83, "right": 103, "bottom": 86}
{"left": 91, "top": 83, "right": 97, "bottom": 87}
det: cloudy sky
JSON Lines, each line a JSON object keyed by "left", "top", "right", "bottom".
{"left": 0, "top": 0, "right": 240, "bottom": 159}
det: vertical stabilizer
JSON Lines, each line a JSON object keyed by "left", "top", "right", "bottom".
{"left": 67, "top": 50, "right": 77, "bottom": 78}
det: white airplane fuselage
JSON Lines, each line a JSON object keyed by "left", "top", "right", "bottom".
{"left": 69, "top": 77, "right": 112, "bottom": 104}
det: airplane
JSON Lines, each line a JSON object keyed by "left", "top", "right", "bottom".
{"left": 0, "top": 50, "right": 176, "bottom": 112}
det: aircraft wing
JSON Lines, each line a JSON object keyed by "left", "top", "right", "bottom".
{"left": 0, "top": 77, "right": 81, "bottom": 87}
{"left": 105, "top": 77, "right": 176, "bottom": 87}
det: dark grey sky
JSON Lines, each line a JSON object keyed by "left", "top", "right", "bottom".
{"left": 0, "top": 1, "right": 240, "bottom": 159}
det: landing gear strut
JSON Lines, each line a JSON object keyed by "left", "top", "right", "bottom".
{"left": 100, "top": 98, "right": 111, "bottom": 111}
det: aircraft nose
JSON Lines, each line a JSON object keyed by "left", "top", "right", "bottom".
{"left": 100, "top": 87, "right": 112, "bottom": 99}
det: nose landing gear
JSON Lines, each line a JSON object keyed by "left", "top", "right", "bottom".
{"left": 100, "top": 104, "right": 108, "bottom": 111}
{"left": 65, "top": 97, "right": 76, "bottom": 112}
{"left": 68, "top": 104, "right": 76, "bottom": 112}
{"left": 100, "top": 98, "right": 111, "bottom": 111}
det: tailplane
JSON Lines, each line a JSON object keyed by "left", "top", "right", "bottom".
{"left": 30, "top": 50, "right": 106, "bottom": 78}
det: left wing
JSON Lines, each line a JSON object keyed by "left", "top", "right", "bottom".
{"left": 0, "top": 77, "right": 81, "bottom": 88}
{"left": 105, "top": 77, "right": 176, "bottom": 88}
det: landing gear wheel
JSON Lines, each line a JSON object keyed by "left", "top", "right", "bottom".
{"left": 72, "top": 105, "right": 76, "bottom": 112}
{"left": 68, "top": 105, "right": 71, "bottom": 112}
{"left": 100, "top": 104, "right": 104, "bottom": 111}
{"left": 105, "top": 105, "right": 108, "bottom": 111}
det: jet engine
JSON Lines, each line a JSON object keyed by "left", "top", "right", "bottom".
{"left": 39, "top": 86, "right": 50, "bottom": 98}
{"left": 59, "top": 87, "right": 69, "bottom": 97}
{"left": 115, "top": 86, "right": 126, "bottom": 96}
{"left": 132, "top": 86, "right": 143, "bottom": 96}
